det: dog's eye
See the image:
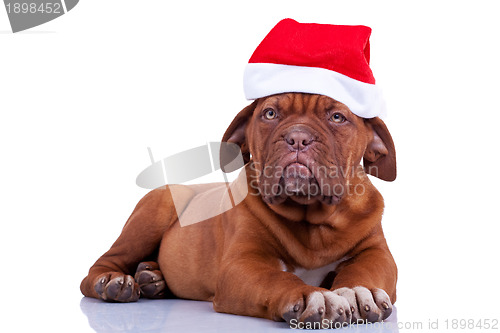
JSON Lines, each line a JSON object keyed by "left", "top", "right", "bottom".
{"left": 330, "top": 113, "right": 346, "bottom": 123}
{"left": 264, "top": 108, "right": 277, "bottom": 120}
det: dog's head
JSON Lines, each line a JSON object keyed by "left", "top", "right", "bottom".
{"left": 221, "top": 93, "right": 396, "bottom": 206}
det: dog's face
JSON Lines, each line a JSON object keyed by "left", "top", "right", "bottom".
{"left": 221, "top": 93, "right": 396, "bottom": 206}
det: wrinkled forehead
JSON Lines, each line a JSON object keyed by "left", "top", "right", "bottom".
{"left": 257, "top": 93, "right": 352, "bottom": 116}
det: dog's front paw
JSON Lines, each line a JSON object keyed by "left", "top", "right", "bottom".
{"left": 282, "top": 288, "right": 351, "bottom": 329}
{"left": 333, "top": 287, "right": 392, "bottom": 323}
{"left": 94, "top": 273, "right": 140, "bottom": 302}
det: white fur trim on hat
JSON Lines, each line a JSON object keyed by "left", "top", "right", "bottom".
{"left": 243, "top": 63, "right": 386, "bottom": 119}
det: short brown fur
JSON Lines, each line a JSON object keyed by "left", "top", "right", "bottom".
{"left": 81, "top": 93, "right": 397, "bottom": 325}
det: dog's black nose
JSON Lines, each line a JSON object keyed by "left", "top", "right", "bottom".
{"left": 285, "top": 130, "right": 315, "bottom": 151}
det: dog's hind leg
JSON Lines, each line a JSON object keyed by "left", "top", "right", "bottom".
{"left": 80, "top": 185, "right": 194, "bottom": 302}
{"left": 134, "top": 261, "right": 173, "bottom": 299}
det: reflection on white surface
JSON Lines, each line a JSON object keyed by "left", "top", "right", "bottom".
{"left": 80, "top": 297, "right": 399, "bottom": 332}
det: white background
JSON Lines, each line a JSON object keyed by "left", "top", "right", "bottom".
{"left": 1, "top": 1, "right": 499, "bottom": 332}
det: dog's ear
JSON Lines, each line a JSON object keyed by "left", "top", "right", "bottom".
{"left": 363, "top": 117, "right": 397, "bottom": 181}
{"left": 219, "top": 101, "right": 257, "bottom": 173}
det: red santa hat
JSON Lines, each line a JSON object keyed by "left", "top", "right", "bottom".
{"left": 244, "top": 19, "right": 385, "bottom": 118}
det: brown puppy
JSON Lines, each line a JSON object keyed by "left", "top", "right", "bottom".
{"left": 81, "top": 93, "right": 397, "bottom": 328}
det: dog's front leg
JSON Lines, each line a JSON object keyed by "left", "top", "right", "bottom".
{"left": 80, "top": 187, "right": 178, "bottom": 302}
{"left": 213, "top": 252, "right": 352, "bottom": 328}
{"left": 330, "top": 233, "right": 397, "bottom": 323}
